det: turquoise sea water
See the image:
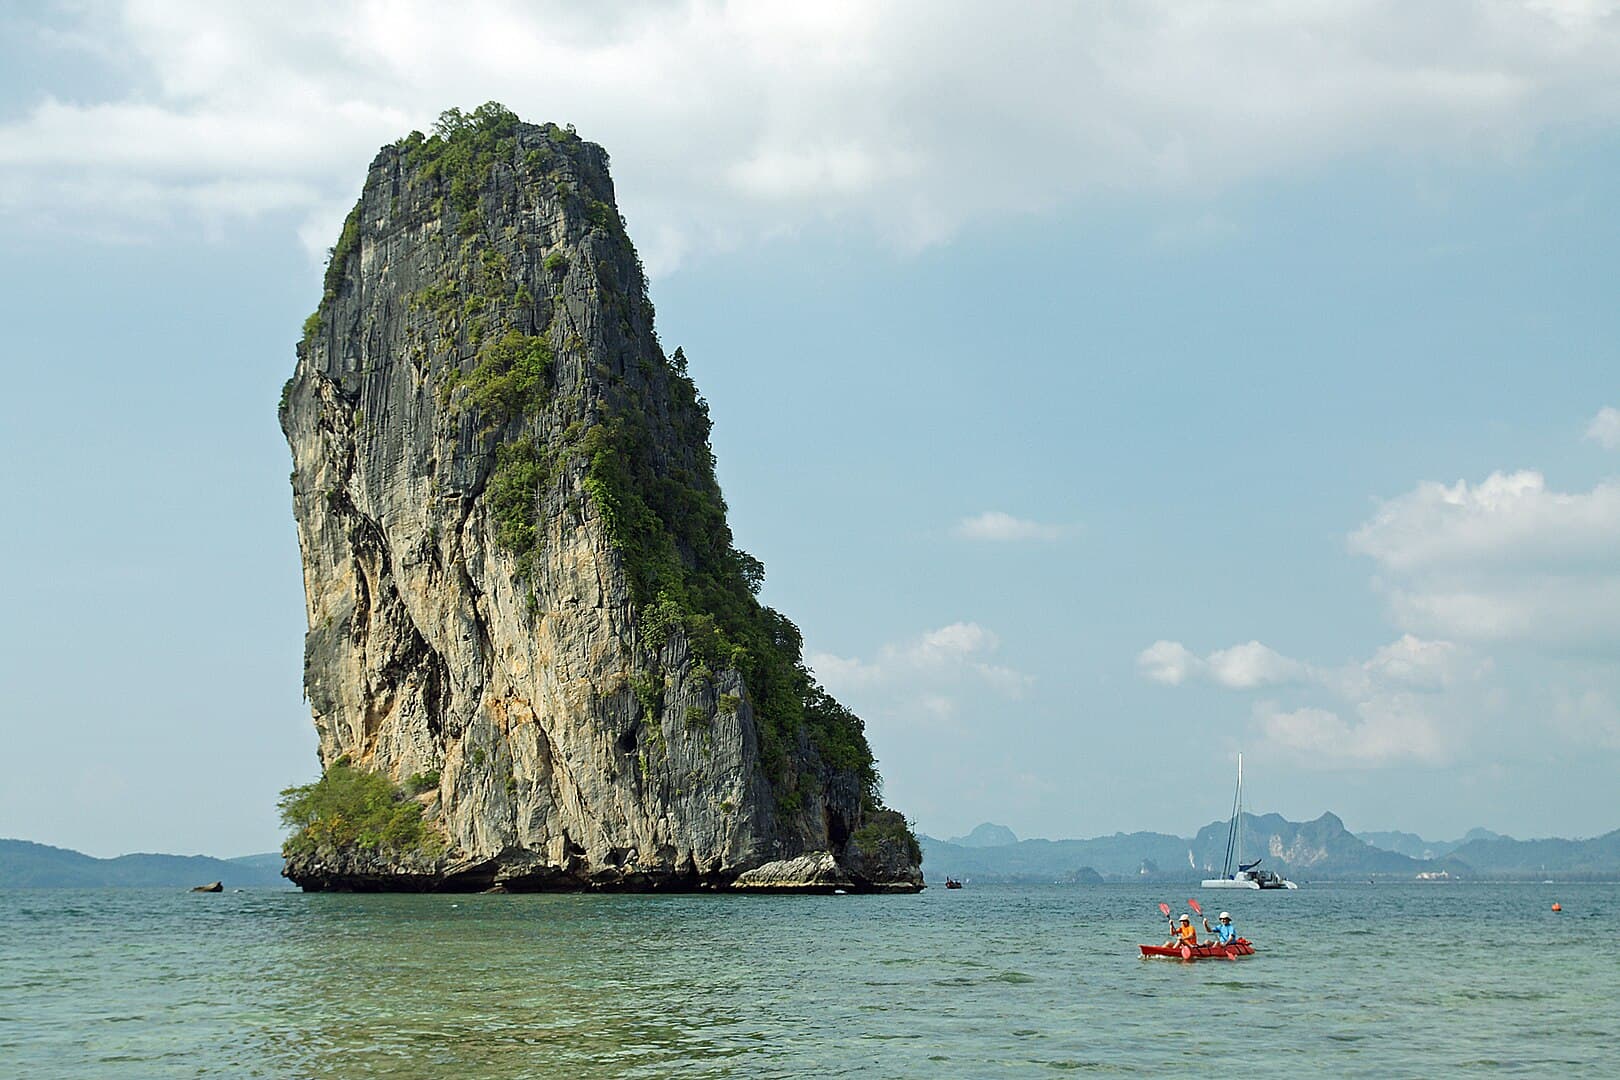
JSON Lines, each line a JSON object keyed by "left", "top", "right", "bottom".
{"left": 2, "top": 882, "right": 1616, "bottom": 1077}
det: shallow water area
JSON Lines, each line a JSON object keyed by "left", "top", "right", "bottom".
{"left": 2, "top": 882, "right": 1617, "bottom": 1077}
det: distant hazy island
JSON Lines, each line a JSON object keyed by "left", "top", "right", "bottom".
{"left": 0, "top": 840, "right": 291, "bottom": 889}
{"left": 10, "top": 812, "right": 1618, "bottom": 888}
{"left": 921, "top": 814, "right": 1620, "bottom": 883}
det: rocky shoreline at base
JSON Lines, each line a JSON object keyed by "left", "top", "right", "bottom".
{"left": 283, "top": 848, "right": 924, "bottom": 894}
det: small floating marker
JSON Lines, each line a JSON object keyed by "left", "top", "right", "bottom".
{"left": 1551, "top": 902, "right": 1562, "bottom": 912}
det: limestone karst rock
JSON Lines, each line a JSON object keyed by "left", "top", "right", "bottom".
{"left": 279, "top": 104, "right": 921, "bottom": 893}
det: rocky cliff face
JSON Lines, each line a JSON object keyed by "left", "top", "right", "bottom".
{"left": 279, "top": 104, "right": 920, "bottom": 893}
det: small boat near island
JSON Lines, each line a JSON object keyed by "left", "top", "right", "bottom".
{"left": 1201, "top": 754, "right": 1297, "bottom": 890}
{"left": 944, "top": 878, "right": 964, "bottom": 889}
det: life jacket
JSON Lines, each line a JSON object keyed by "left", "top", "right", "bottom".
{"left": 1176, "top": 923, "right": 1197, "bottom": 944}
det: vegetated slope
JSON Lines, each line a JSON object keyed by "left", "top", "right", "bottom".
{"left": 279, "top": 104, "right": 919, "bottom": 893}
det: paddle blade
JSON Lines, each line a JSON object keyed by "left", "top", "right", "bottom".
{"left": 1187, "top": 898, "right": 1203, "bottom": 916}
{"left": 1158, "top": 902, "right": 1172, "bottom": 917}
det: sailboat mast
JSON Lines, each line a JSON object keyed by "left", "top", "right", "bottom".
{"left": 1221, "top": 753, "right": 1241, "bottom": 877}
{"left": 1236, "top": 752, "right": 1243, "bottom": 872}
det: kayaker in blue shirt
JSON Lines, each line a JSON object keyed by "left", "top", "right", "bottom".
{"left": 1203, "top": 911, "right": 1238, "bottom": 944}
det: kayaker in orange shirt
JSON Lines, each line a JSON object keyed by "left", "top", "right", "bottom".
{"left": 1163, "top": 913, "right": 1199, "bottom": 948}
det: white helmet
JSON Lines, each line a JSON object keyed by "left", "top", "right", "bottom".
{"left": 1219, "top": 911, "right": 1231, "bottom": 920}
{"left": 1179, "top": 914, "right": 1190, "bottom": 922}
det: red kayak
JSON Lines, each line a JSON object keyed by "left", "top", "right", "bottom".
{"left": 1139, "top": 938, "right": 1254, "bottom": 960}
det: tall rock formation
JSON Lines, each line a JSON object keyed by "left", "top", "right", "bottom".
{"left": 279, "top": 104, "right": 921, "bottom": 893}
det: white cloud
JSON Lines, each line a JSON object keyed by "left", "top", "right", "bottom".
{"left": 1206, "top": 641, "right": 1307, "bottom": 690}
{"left": 1586, "top": 406, "right": 1620, "bottom": 449}
{"left": 1255, "top": 698, "right": 1448, "bottom": 767}
{"left": 7, "top": 2, "right": 1620, "bottom": 269}
{"left": 1137, "top": 640, "right": 1199, "bottom": 686}
{"left": 811, "top": 620, "right": 1033, "bottom": 704}
{"left": 953, "top": 511, "right": 1070, "bottom": 542}
{"left": 1382, "top": 578, "right": 1620, "bottom": 644}
{"left": 973, "top": 662, "right": 1036, "bottom": 697}
{"left": 905, "top": 622, "right": 999, "bottom": 666}
{"left": 1135, "top": 639, "right": 1303, "bottom": 689}
{"left": 1139, "top": 634, "right": 1471, "bottom": 695}
{"left": 1142, "top": 459, "right": 1620, "bottom": 768}
{"left": 1359, "top": 634, "right": 1470, "bottom": 691}
{"left": 1140, "top": 634, "right": 1486, "bottom": 766}
{"left": 804, "top": 651, "right": 882, "bottom": 689}
{"left": 1349, "top": 470, "right": 1620, "bottom": 572}
{"left": 1349, "top": 470, "right": 1620, "bottom": 643}
{"left": 1551, "top": 689, "right": 1620, "bottom": 750}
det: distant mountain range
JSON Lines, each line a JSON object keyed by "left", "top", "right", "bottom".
{"left": 1353, "top": 827, "right": 1505, "bottom": 860}
{"left": 946, "top": 823, "right": 1020, "bottom": 848}
{"left": 11, "top": 817, "right": 1619, "bottom": 888}
{"left": 0, "top": 839, "right": 291, "bottom": 889}
{"left": 920, "top": 815, "right": 1620, "bottom": 883}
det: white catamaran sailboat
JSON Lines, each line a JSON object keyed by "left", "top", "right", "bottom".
{"left": 1201, "top": 754, "right": 1297, "bottom": 890}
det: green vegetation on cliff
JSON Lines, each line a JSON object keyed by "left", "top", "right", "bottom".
{"left": 580, "top": 357, "right": 878, "bottom": 803}
{"left": 278, "top": 765, "right": 444, "bottom": 860}
{"left": 458, "top": 330, "right": 554, "bottom": 427}
{"left": 853, "top": 809, "right": 923, "bottom": 866}
{"left": 303, "top": 205, "right": 361, "bottom": 344}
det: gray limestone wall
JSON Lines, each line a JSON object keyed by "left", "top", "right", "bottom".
{"left": 279, "top": 118, "right": 921, "bottom": 893}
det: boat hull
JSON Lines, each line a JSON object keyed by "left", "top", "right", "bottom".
{"left": 1201, "top": 874, "right": 1297, "bottom": 890}
{"left": 1140, "top": 939, "right": 1254, "bottom": 960}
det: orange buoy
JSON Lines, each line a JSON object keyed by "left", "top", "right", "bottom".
{"left": 1551, "top": 902, "right": 1562, "bottom": 912}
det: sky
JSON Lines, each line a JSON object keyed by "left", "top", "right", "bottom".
{"left": 2, "top": 1, "right": 1619, "bottom": 857}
